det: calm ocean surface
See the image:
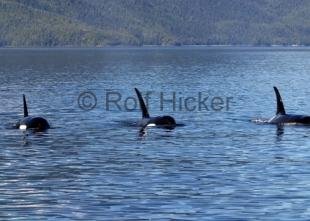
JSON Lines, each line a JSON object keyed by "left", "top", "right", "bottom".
{"left": 0, "top": 47, "right": 310, "bottom": 220}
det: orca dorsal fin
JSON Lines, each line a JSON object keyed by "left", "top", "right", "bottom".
{"left": 23, "top": 94, "right": 29, "bottom": 117}
{"left": 135, "top": 88, "right": 150, "bottom": 118}
{"left": 273, "top": 86, "right": 286, "bottom": 115}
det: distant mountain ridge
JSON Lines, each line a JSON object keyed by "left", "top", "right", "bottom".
{"left": 0, "top": 0, "right": 309, "bottom": 47}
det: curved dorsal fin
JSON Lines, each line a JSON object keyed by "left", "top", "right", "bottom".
{"left": 273, "top": 87, "right": 286, "bottom": 115}
{"left": 135, "top": 88, "right": 150, "bottom": 118}
{"left": 23, "top": 94, "right": 29, "bottom": 117}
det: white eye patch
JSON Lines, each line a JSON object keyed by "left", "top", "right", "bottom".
{"left": 19, "top": 125, "right": 27, "bottom": 130}
{"left": 147, "top": 123, "right": 156, "bottom": 127}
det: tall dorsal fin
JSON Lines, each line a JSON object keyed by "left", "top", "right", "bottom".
{"left": 273, "top": 86, "right": 286, "bottom": 115}
{"left": 23, "top": 94, "right": 29, "bottom": 117}
{"left": 135, "top": 88, "right": 150, "bottom": 118}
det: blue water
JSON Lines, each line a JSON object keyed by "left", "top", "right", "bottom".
{"left": 1, "top": 47, "right": 310, "bottom": 220}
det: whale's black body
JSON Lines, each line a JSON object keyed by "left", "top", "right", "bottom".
{"left": 16, "top": 95, "right": 50, "bottom": 131}
{"left": 268, "top": 87, "right": 310, "bottom": 125}
{"left": 135, "top": 88, "right": 176, "bottom": 129}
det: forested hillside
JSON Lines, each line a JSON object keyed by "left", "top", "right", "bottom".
{"left": 0, "top": 0, "right": 309, "bottom": 47}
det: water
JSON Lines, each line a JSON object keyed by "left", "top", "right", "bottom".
{"left": 1, "top": 47, "right": 310, "bottom": 220}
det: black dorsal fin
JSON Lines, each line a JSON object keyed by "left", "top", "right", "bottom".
{"left": 135, "top": 88, "right": 150, "bottom": 118}
{"left": 273, "top": 87, "right": 286, "bottom": 115}
{"left": 23, "top": 94, "right": 29, "bottom": 117}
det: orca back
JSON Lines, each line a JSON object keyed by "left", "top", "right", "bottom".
{"left": 152, "top": 116, "right": 176, "bottom": 125}
{"left": 19, "top": 95, "right": 50, "bottom": 131}
{"left": 20, "top": 116, "right": 50, "bottom": 131}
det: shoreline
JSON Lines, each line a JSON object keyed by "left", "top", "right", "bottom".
{"left": 0, "top": 44, "right": 309, "bottom": 50}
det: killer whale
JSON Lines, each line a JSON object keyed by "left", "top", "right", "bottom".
{"left": 135, "top": 88, "right": 176, "bottom": 129}
{"left": 15, "top": 95, "right": 50, "bottom": 131}
{"left": 268, "top": 87, "right": 310, "bottom": 125}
